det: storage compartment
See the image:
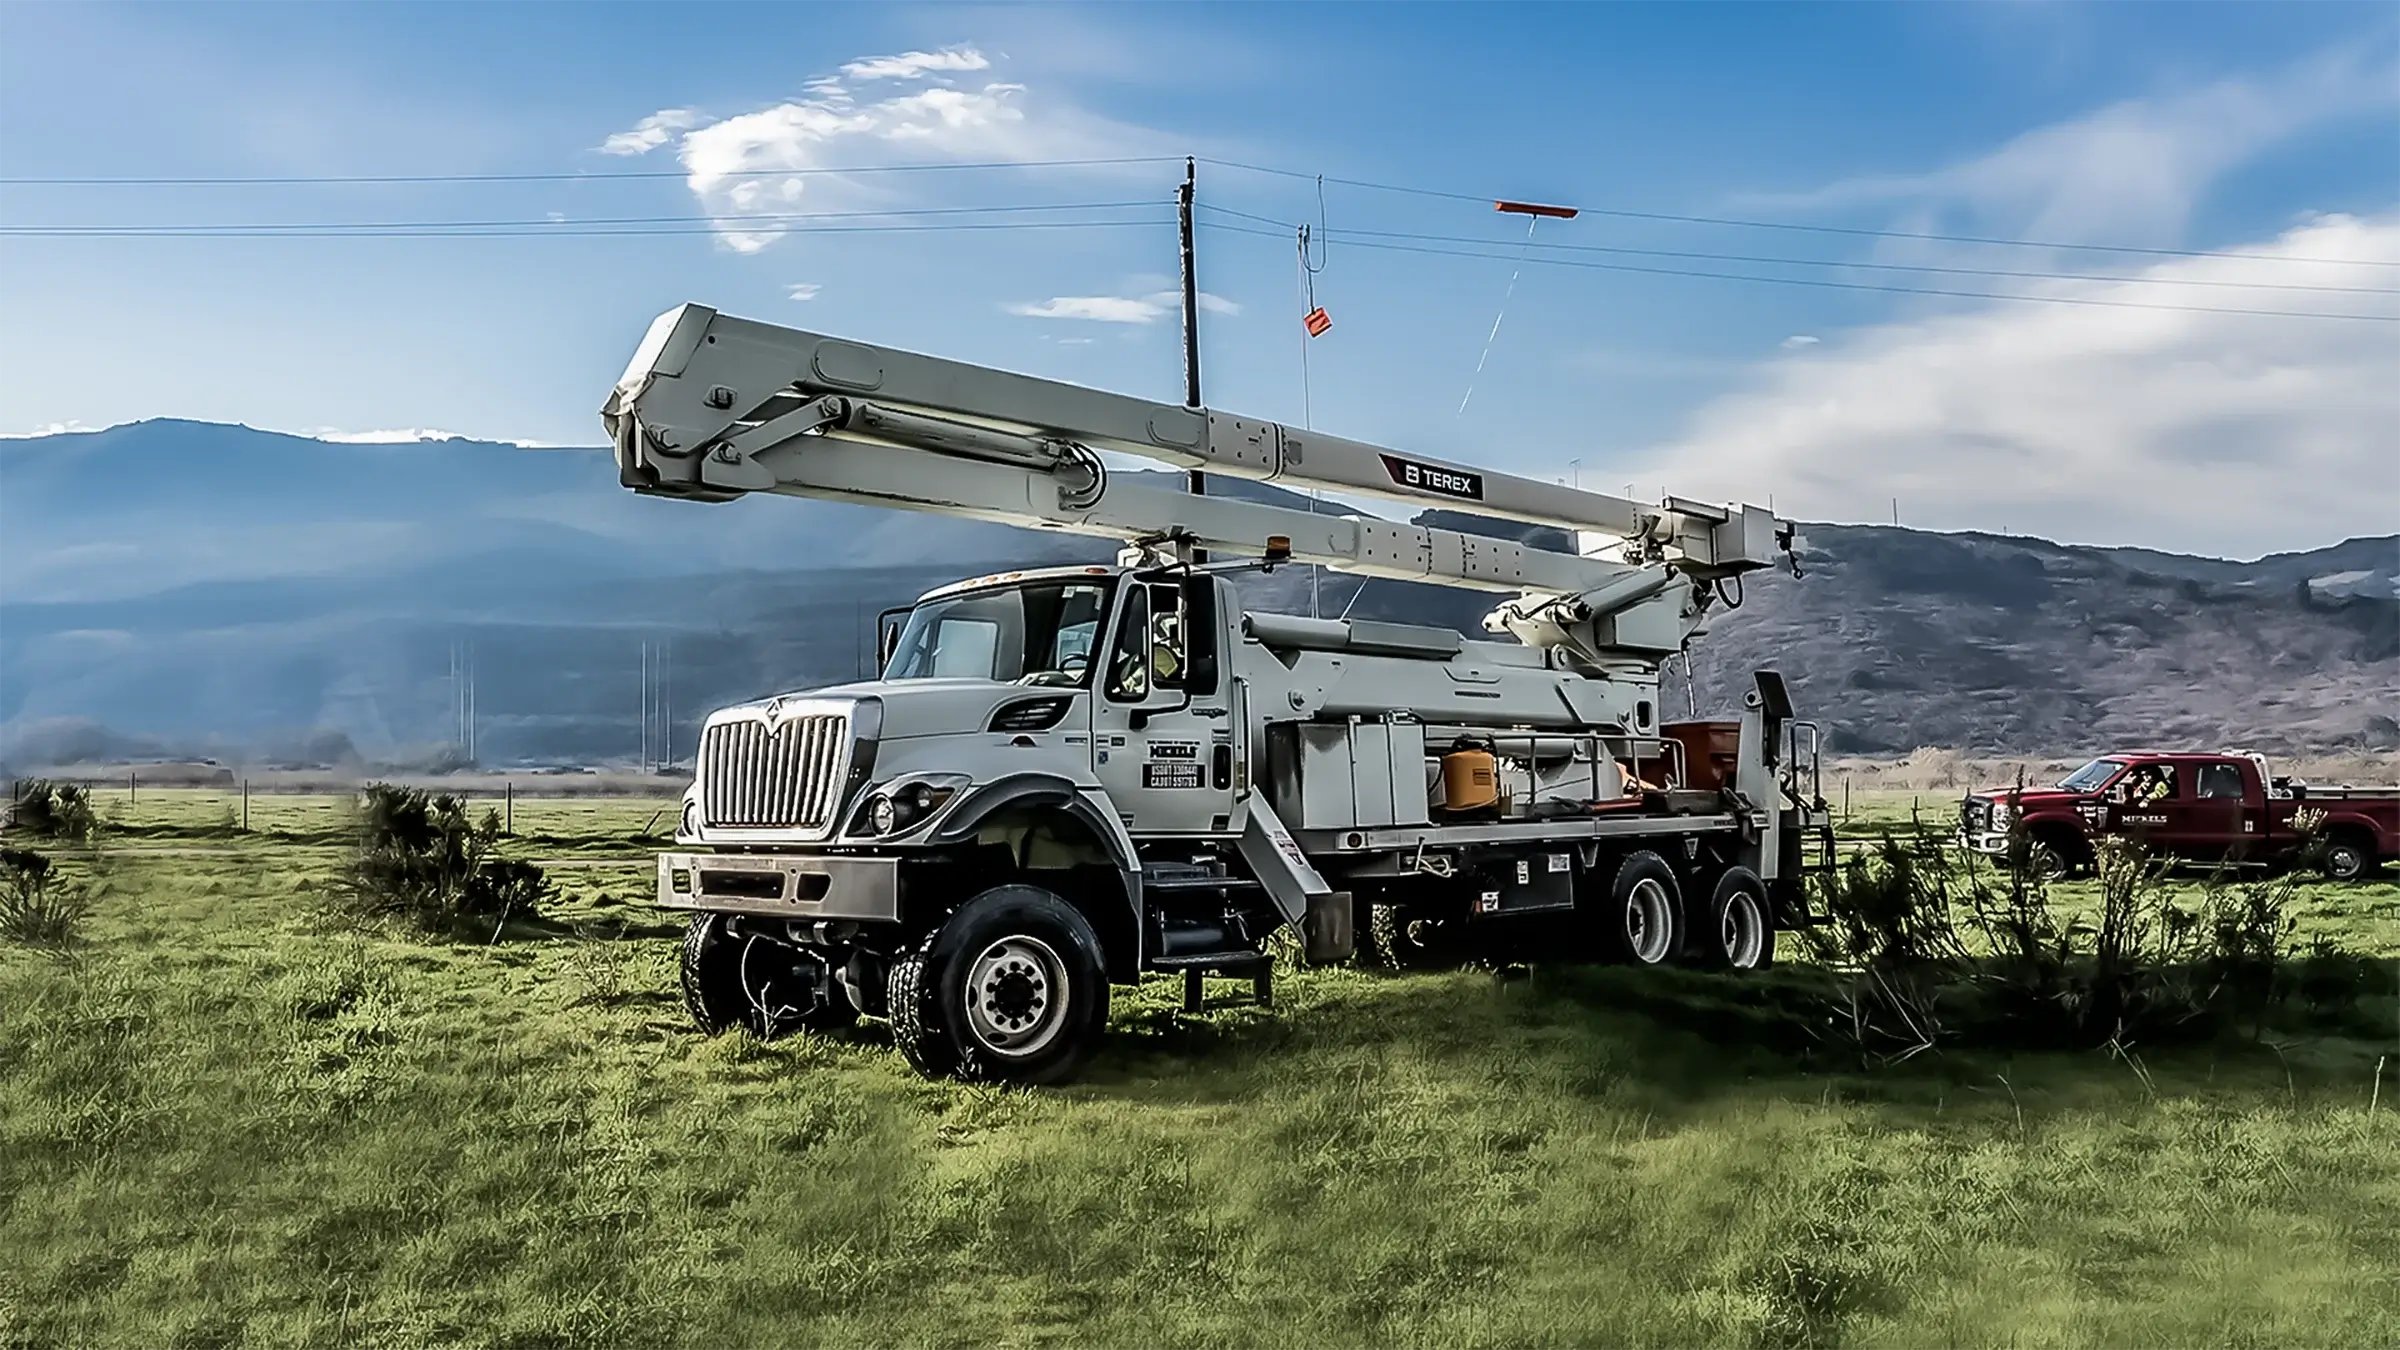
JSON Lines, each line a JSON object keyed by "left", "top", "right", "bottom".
{"left": 1289, "top": 718, "right": 1430, "bottom": 830}
{"left": 1661, "top": 720, "right": 1742, "bottom": 793}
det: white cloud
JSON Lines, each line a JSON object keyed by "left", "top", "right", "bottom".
{"left": 1780, "top": 335, "right": 1819, "bottom": 350}
{"left": 1007, "top": 290, "right": 1240, "bottom": 324}
{"left": 1010, "top": 295, "right": 1164, "bottom": 323}
{"left": 840, "top": 46, "right": 992, "bottom": 82}
{"left": 293, "top": 426, "right": 575, "bottom": 448}
{"left": 1754, "top": 45, "right": 2393, "bottom": 254}
{"left": 786, "top": 283, "right": 821, "bottom": 302}
{"left": 303, "top": 427, "right": 467, "bottom": 443}
{"left": 1621, "top": 214, "right": 2400, "bottom": 557}
{"left": 0, "top": 420, "right": 97, "bottom": 439}
{"left": 600, "top": 44, "right": 1164, "bottom": 253}
{"left": 599, "top": 107, "right": 700, "bottom": 157}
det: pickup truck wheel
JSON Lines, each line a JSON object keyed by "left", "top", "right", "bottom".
{"left": 896, "top": 885, "right": 1111, "bottom": 1085}
{"left": 2023, "top": 840, "right": 2075, "bottom": 883}
{"left": 1690, "top": 865, "right": 1776, "bottom": 971}
{"left": 2323, "top": 838, "right": 2371, "bottom": 883}
{"left": 1601, "top": 851, "right": 1682, "bottom": 967}
{"left": 679, "top": 914, "right": 856, "bottom": 1039}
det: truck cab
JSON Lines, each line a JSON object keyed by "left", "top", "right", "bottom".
{"left": 1960, "top": 751, "right": 2398, "bottom": 881}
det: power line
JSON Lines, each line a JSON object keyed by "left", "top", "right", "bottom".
{"left": 12, "top": 147, "right": 2383, "bottom": 270}
{"left": 0, "top": 154, "right": 1181, "bottom": 187}
{"left": 1197, "top": 157, "right": 2398, "bottom": 269}
{"left": 1198, "top": 220, "right": 2400, "bottom": 323}
{"left": 2, "top": 217, "right": 1173, "bottom": 240}
{"left": 0, "top": 199, "right": 1163, "bottom": 236}
{"left": 1271, "top": 217, "right": 2398, "bottom": 297}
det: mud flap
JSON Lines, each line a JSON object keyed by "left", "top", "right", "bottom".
{"left": 1302, "top": 891, "right": 1355, "bottom": 965}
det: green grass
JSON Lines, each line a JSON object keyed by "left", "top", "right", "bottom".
{"left": 3, "top": 791, "right": 2398, "bottom": 1348}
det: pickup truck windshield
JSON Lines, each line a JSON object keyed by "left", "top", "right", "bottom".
{"left": 886, "top": 579, "right": 1115, "bottom": 687}
{"left": 2058, "top": 758, "right": 2127, "bottom": 793}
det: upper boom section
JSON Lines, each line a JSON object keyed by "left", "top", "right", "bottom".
{"left": 603, "top": 304, "right": 1790, "bottom": 580}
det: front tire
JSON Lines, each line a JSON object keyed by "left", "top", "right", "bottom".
{"left": 680, "top": 913, "right": 857, "bottom": 1039}
{"left": 887, "top": 885, "right": 1110, "bottom": 1085}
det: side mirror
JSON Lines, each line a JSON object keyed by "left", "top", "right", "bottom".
{"left": 2106, "top": 785, "right": 2126, "bottom": 804}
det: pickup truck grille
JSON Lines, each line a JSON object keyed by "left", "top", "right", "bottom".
{"left": 700, "top": 712, "right": 851, "bottom": 831}
{"left": 1962, "top": 798, "right": 1990, "bottom": 832}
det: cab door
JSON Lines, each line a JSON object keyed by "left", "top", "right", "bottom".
{"left": 2166, "top": 758, "right": 2250, "bottom": 863}
{"left": 1090, "top": 575, "right": 1237, "bottom": 836}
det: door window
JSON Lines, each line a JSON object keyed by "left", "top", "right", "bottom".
{"left": 1107, "top": 583, "right": 1191, "bottom": 701}
{"left": 2196, "top": 762, "right": 2245, "bottom": 800}
{"left": 2123, "top": 762, "right": 2177, "bottom": 805}
{"left": 1107, "top": 584, "right": 1152, "bottom": 701}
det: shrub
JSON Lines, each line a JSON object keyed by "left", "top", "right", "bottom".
{"left": 0, "top": 847, "right": 94, "bottom": 948}
{"left": 1804, "top": 805, "right": 2318, "bottom": 1064}
{"left": 4, "top": 780, "right": 96, "bottom": 844}
{"left": 339, "top": 784, "right": 553, "bottom": 939}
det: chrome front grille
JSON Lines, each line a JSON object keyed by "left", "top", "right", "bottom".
{"left": 700, "top": 711, "right": 851, "bottom": 831}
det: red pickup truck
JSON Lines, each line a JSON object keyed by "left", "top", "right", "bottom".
{"left": 1959, "top": 752, "right": 2400, "bottom": 882}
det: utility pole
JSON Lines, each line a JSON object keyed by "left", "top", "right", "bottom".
{"left": 1178, "top": 156, "right": 1208, "bottom": 563}
{"left": 640, "top": 641, "right": 650, "bottom": 772}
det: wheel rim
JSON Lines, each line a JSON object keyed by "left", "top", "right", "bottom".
{"left": 963, "top": 935, "right": 1071, "bottom": 1058}
{"left": 2328, "top": 846, "right": 2363, "bottom": 880}
{"left": 1720, "top": 890, "right": 1766, "bottom": 968}
{"left": 1624, "top": 878, "right": 1675, "bottom": 964}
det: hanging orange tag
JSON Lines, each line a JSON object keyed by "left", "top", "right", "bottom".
{"left": 1303, "top": 307, "right": 1332, "bottom": 337}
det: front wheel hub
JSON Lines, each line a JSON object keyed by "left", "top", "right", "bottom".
{"left": 963, "top": 935, "right": 1071, "bottom": 1057}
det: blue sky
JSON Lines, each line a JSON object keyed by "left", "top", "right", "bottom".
{"left": 1, "top": 1, "right": 2394, "bottom": 556}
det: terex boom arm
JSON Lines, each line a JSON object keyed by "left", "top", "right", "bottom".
{"left": 601, "top": 303, "right": 1792, "bottom": 654}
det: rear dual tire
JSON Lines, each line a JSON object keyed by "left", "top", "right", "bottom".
{"left": 1690, "top": 865, "right": 1776, "bottom": 971}
{"left": 1600, "top": 851, "right": 1683, "bottom": 967}
{"left": 1592, "top": 854, "right": 1777, "bottom": 972}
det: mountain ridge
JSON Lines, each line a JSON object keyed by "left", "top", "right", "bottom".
{"left": 1, "top": 420, "right": 2391, "bottom": 767}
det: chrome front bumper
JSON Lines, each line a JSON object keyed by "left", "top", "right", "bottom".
{"left": 1958, "top": 830, "right": 2011, "bottom": 857}
{"left": 657, "top": 852, "right": 899, "bottom": 921}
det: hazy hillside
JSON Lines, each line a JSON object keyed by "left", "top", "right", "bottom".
{"left": 0, "top": 421, "right": 2390, "bottom": 767}
{"left": 1682, "top": 526, "right": 2397, "bottom": 756}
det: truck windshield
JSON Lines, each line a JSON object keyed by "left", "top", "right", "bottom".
{"left": 885, "top": 578, "right": 1115, "bottom": 686}
{"left": 2058, "top": 758, "right": 2126, "bottom": 793}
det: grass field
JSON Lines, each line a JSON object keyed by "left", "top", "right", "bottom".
{"left": 4, "top": 788, "right": 2398, "bottom": 1348}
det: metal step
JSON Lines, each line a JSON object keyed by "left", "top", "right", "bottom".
{"left": 1147, "top": 950, "right": 1272, "bottom": 973}
{"left": 1141, "top": 873, "right": 1265, "bottom": 896}
{"left": 1148, "top": 949, "right": 1275, "bottom": 1013}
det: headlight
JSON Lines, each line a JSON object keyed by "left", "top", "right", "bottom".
{"left": 851, "top": 774, "right": 969, "bottom": 838}
{"left": 679, "top": 798, "right": 700, "bottom": 839}
{"left": 1988, "top": 801, "right": 2014, "bottom": 828}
